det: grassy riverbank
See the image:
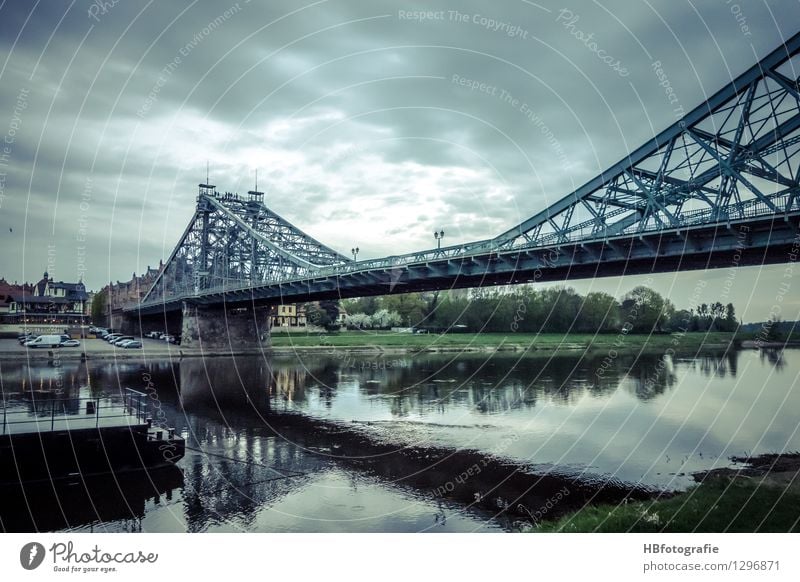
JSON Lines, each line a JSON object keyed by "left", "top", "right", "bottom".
{"left": 269, "top": 331, "right": 738, "bottom": 351}
{"left": 534, "top": 478, "right": 800, "bottom": 532}
{"left": 535, "top": 454, "right": 800, "bottom": 532}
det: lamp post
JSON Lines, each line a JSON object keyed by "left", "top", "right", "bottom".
{"left": 351, "top": 247, "right": 359, "bottom": 261}
{"left": 434, "top": 229, "right": 444, "bottom": 250}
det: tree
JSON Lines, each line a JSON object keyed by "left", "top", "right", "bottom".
{"left": 371, "top": 309, "right": 402, "bottom": 329}
{"left": 577, "top": 292, "right": 619, "bottom": 332}
{"left": 765, "top": 316, "right": 784, "bottom": 342}
{"left": 342, "top": 296, "right": 379, "bottom": 316}
{"left": 668, "top": 309, "right": 693, "bottom": 332}
{"left": 382, "top": 293, "right": 426, "bottom": 326}
{"left": 91, "top": 288, "right": 107, "bottom": 325}
{"left": 423, "top": 291, "right": 440, "bottom": 325}
{"left": 538, "top": 287, "right": 582, "bottom": 332}
{"left": 306, "top": 300, "right": 340, "bottom": 330}
{"left": 344, "top": 312, "right": 372, "bottom": 330}
{"left": 722, "top": 303, "right": 738, "bottom": 332}
{"left": 622, "top": 286, "right": 674, "bottom": 332}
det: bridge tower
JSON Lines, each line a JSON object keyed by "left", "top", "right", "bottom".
{"left": 134, "top": 179, "right": 350, "bottom": 352}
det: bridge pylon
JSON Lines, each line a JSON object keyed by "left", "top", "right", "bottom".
{"left": 142, "top": 183, "right": 350, "bottom": 305}
{"left": 179, "top": 302, "right": 272, "bottom": 352}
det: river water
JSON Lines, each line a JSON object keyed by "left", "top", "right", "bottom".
{"left": 1, "top": 346, "right": 797, "bottom": 532}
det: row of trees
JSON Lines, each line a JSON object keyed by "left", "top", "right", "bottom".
{"left": 340, "top": 286, "right": 739, "bottom": 334}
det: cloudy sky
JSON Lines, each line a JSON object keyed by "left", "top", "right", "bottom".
{"left": 0, "top": 0, "right": 798, "bottom": 321}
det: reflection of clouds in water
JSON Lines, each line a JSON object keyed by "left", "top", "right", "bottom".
{"left": 6, "top": 349, "right": 799, "bottom": 499}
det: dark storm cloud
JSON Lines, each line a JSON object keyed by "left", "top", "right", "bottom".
{"left": 0, "top": 0, "right": 798, "bottom": 320}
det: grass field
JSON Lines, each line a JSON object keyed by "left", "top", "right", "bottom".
{"left": 269, "top": 330, "right": 738, "bottom": 351}
{"left": 533, "top": 477, "right": 800, "bottom": 532}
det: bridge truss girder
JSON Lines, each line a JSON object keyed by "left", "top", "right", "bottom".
{"left": 493, "top": 33, "right": 800, "bottom": 251}
{"left": 134, "top": 212, "right": 799, "bottom": 315}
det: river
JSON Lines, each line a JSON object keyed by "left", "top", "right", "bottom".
{"left": 1, "top": 346, "right": 797, "bottom": 532}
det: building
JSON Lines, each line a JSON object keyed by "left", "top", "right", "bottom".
{"left": 271, "top": 304, "right": 307, "bottom": 329}
{"left": 84, "top": 291, "right": 95, "bottom": 317}
{"left": 106, "top": 262, "right": 164, "bottom": 311}
{"left": 2, "top": 272, "right": 88, "bottom": 325}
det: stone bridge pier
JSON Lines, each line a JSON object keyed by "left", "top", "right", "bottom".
{"left": 180, "top": 303, "right": 272, "bottom": 353}
{"left": 113, "top": 309, "right": 183, "bottom": 337}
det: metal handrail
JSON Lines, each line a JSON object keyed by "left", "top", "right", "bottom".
{"left": 1, "top": 388, "right": 151, "bottom": 435}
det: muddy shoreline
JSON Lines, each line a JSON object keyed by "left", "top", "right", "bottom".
{"left": 693, "top": 453, "right": 800, "bottom": 491}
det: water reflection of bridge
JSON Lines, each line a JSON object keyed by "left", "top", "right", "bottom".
{"left": 0, "top": 347, "right": 780, "bottom": 532}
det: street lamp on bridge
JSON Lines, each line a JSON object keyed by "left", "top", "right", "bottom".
{"left": 434, "top": 229, "right": 445, "bottom": 249}
{"left": 351, "top": 247, "right": 359, "bottom": 261}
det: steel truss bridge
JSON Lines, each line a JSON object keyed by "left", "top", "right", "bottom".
{"left": 135, "top": 33, "right": 800, "bottom": 316}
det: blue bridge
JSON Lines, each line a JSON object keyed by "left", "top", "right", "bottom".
{"left": 126, "top": 33, "right": 800, "bottom": 350}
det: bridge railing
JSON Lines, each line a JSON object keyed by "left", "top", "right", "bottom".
{"left": 514, "top": 190, "right": 798, "bottom": 250}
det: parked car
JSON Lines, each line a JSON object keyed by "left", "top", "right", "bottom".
{"left": 162, "top": 334, "right": 175, "bottom": 343}
{"left": 18, "top": 333, "right": 36, "bottom": 344}
{"left": 106, "top": 333, "right": 123, "bottom": 343}
{"left": 24, "top": 335, "right": 64, "bottom": 348}
{"left": 112, "top": 336, "right": 135, "bottom": 346}
{"left": 122, "top": 340, "right": 142, "bottom": 349}
{"left": 61, "top": 339, "right": 81, "bottom": 347}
